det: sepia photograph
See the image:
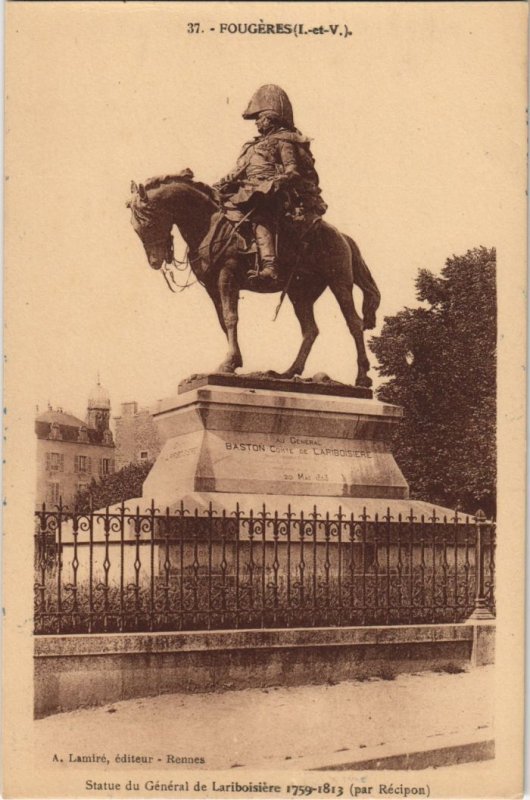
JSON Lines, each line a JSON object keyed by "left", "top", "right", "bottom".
{"left": 3, "top": 2, "right": 526, "bottom": 798}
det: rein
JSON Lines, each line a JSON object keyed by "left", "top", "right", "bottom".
{"left": 160, "top": 209, "right": 254, "bottom": 294}
{"left": 135, "top": 179, "right": 254, "bottom": 294}
{"left": 161, "top": 246, "right": 198, "bottom": 294}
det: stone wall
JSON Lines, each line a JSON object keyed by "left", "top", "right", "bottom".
{"left": 34, "top": 622, "right": 494, "bottom": 717}
{"left": 114, "top": 402, "right": 162, "bottom": 469}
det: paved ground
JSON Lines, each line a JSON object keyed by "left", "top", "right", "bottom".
{"left": 34, "top": 666, "right": 493, "bottom": 772}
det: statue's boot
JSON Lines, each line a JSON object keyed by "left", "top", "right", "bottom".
{"left": 249, "top": 223, "right": 279, "bottom": 282}
{"left": 259, "top": 258, "right": 279, "bottom": 282}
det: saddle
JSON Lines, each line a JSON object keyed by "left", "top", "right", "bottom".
{"left": 193, "top": 209, "right": 320, "bottom": 282}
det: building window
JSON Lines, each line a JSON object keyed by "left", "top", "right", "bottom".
{"left": 48, "top": 422, "right": 62, "bottom": 441}
{"left": 75, "top": 455, "right": 91, "bottom": 474}
{"left": 77, "top": 426, "right": 89, "bottom": 443}
{"left": 46, "top": 452, "right": 64, "bottom": 472}
{"left": 140, "top": 451, "right": 149, "bottom": 460}
{"left": 47, "top": 482, "right": 60, "bottom": 505}
{"left": 99, "top": 457, "right": 112, "bottom": 477}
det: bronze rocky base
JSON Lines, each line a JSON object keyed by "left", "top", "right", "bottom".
{"left": 178, "top": 371, "right": 373, "bottom": 399}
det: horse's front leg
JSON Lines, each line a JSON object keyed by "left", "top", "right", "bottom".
{"left": 216, "top": 262, "right": 243, "bottom": 373}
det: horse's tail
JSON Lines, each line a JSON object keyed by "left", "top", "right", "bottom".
{"left": 344, "top": 234, "right": 381, "bottom": 330}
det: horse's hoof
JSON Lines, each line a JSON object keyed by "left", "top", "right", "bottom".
{"left": 356, "top": 375, "right": 373, "bottom": 389}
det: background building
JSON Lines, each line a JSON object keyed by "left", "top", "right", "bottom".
{"left": 113, "top": 401, "right": 162, "bottom": 469}
{"left": 35, "top": 380, "right": 115, "bottom": 508}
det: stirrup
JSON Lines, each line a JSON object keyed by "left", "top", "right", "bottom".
{"left": 259, "top": 264, "right": 279, "bottom": 281}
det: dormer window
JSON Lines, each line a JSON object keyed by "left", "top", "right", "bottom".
{"left": 78, "top": 426, "right": 89, "bottom": 443}
{"left": 48, "top": 422, "right": 62, "bottom": 441}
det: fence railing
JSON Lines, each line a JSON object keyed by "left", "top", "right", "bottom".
{"left": 34, "top": 502, "right": 495, "bottom": 635}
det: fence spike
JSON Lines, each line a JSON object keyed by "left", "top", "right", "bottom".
{"left": 34, "top": 500, "right": 495, "bottom": 634}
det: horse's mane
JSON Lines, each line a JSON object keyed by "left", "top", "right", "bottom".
{"left": 143, "top": 169, "right": 218, "bottom": 205}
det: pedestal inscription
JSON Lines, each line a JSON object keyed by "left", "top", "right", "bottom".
{"left": 143, "top": 381, "right": 408, "bottom": 507}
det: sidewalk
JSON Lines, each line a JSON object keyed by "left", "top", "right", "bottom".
{"left": 34, "top": 666, "right": 493, "bottom": 772}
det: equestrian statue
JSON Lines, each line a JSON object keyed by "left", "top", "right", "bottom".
{"left": 128, "top": 85, "right": 380, "bottom": 388}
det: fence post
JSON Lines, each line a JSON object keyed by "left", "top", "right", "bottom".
{"left": 467, "top": 509, "right": 495, "bottom": 621}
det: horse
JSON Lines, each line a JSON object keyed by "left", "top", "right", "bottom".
{"left": 128, "top": 170, "right": 380, "bottom": 387}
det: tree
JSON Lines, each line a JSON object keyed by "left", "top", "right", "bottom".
{"left": 369, "top": 247, "right": 496, "bottom": 516}
{"left": 74, "top": 460, "right": 154, "bottom": 511}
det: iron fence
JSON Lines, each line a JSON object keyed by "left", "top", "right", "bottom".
{"left": 34, "top": 501, "right": 495, "bottom": 634}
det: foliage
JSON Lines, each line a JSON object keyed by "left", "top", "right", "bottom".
{"left": 369, "top": 247, "right": 496, "bottom": 516}
{"left": 74, "top": 460, "right": 154, "bottom": 511}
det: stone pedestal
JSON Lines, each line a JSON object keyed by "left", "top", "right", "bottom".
{"left": 143, "top": 375, "right": 409, "bottom": 510}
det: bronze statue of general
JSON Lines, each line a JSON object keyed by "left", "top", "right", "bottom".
{"left": 215, "top": 85, "right": 327, "bottom": 282}
{"left": 128, "top": 85, "right": 380, "bottom": 388}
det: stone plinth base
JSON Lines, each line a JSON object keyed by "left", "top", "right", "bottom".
{"left": 35, "top": 623, "right": 478, "bottom": 717}
{"left": 144, "top": 379, "right": 408, "bottom": 507}
{"left": 178, "top": 372, "right": 373, "bottom": 399}
{"left": 466, "top": 619, "right": 496, "bottom": 667}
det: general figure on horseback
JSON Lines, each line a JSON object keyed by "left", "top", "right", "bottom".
{"left": 215, "top": 85, "right": 327, "bottom": 282}
{"left": 128, "top": 85, "right": 381, "bottom": 387}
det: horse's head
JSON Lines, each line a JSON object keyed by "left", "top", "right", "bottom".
{"left": 128, "top": 170, "right": 219, "bottom": 272}
{"left": 128, "top": 180, "right": 175, "bottom": 270}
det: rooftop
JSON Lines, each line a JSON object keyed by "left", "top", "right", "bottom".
{"left": 36, "top": 409, "right": 86, "bottom": 428}
{"left": 35, "top": 408, "right": 114, "bottom": 447}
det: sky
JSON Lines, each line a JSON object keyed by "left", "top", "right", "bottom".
{"left": 6, "top": 2, "right": 526, "bottom": 424}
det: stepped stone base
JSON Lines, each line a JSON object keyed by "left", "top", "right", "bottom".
{"left": 144, "top": 375, "right": 408, "bottom": 508}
